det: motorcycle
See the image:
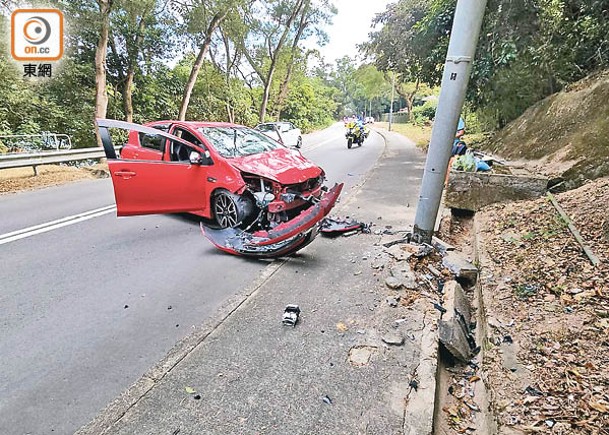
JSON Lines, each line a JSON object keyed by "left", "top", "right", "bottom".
{"left": 345, "top": 121, "right": 365, "bottom": 149}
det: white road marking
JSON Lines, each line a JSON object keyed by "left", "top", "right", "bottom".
{"left": 0, "top": 205, "right": 116, "bottom": 246}
{"left": 303, "top": 134, "right": 341, "bottom": 152}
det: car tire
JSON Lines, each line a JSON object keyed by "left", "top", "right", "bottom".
{"left": 296, "top": 137, "right": 302, "bottom": 148}
{"left": 212, "top": 190, "right": 249, "bottom": 229}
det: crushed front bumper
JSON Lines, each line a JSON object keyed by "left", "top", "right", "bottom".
{"left": 201, "top": 183, "right": 344, "bottom": 257}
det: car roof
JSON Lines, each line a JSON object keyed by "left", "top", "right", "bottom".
{"left": 148, "top": 120, "right": 246, "bottom": 129}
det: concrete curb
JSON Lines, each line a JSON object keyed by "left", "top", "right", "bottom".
{"left": 470, "top": 215, "right": 499, "bottom": 434}
{"left": 377, "top": 126, "right": 442, "bottom": 435}
{"left": 403, "top": 305, "right": 439, "bottom": 435}
{"left": 439, "top": 280, "right": 476, "bottom": 363}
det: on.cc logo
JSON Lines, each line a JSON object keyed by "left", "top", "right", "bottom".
{"left": 11, "top": 9, "right": 64, "bottom": 61}
{"left": 23, "top": 16, "right": 52, "bottom": 45}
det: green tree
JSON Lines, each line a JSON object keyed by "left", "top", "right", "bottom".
{"left": 108, "top": 0, "right": 174, "bottom": 122}
{"left": 239, "top": 0, "right": 310, "bottom": 122}
{"left": 178, "top": 0, "right": 244, "bottom": 121}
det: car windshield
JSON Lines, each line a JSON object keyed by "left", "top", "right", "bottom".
{"left": 199, "top": 126, "right": 283, "bottom": 158}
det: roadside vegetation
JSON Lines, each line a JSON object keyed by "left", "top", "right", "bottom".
{"left": 1, "top": 0, "right": 609, "bottom": 186}
{"left": 0, "top": 0, "right": 408, "bottom": 151}
{"left": 376, "top": 122, "right": 432, "bottom": 150}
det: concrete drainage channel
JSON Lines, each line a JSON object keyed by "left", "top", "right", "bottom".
{"left": 430, "top": 212, "right": 499, "bottom": 435}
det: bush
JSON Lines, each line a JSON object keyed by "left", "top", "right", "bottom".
{"left": 412, "top": 100, "right": 437, "bottom": 125}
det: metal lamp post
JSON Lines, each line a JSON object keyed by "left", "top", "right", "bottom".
{"left": 412, "top": 0, "right": 488, "bottom": 244}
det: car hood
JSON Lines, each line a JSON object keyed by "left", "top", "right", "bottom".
{"left": 229, "top": 148, "right": 322, "bottom": 184}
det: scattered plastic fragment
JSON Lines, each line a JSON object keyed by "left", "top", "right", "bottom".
{"left": 524, "top": 385, "right": 544, "bottom": 397}
{"left": 320, "top": 216, "right": 371, "bottom": 237}
{"left": 336, "top": 322, "right": 348, "bottom": 333}
{"left": 282, "top": 305, "right": 301, "bottom": 327}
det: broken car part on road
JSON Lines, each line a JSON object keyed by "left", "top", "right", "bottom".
{"left": 320, "top": 216, "right": 371, "bottom": 237}
{"left": 282, "top": 305, "right": 301, "bottom": 327}
{"left": 96, "top": 119, "right": 344, "bottom": 258}
{"left": 201, "top": 183, "right": 343, "bottom": 257}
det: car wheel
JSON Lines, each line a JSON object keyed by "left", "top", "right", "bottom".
{"left": 296, "top": 137, "right": 302, "bottom": 148}
{"left": 213, "top": 191, "right": 241, "bottom": 228}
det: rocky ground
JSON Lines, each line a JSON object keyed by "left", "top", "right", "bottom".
{"left": 440, "top": 177, "right": 609, "bottom": 434}
{"left": 0, "top": 164, "right": 109, "bottom": 194}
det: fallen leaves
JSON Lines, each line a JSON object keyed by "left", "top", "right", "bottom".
{"left": 336, "top": 322, "right": 348, "bottom": 333}
{"left": 472, "top": 177, "right": 609, "bottom": 433}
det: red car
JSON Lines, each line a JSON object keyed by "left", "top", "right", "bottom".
{"left": 97, "top": 119, "right": 342, "bottom": 257}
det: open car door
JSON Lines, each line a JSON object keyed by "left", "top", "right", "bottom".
{"left": 97, "top": 119, "right": 210, "bottom": 216}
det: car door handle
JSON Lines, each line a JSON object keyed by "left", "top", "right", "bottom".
{"left": 114, "top": 170, "right": 137, "bottom": 179}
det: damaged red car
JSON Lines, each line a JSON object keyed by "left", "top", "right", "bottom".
{"left": 96, "top": 119, "right": 343, "bottom": 257}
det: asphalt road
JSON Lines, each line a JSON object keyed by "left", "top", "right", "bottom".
{"left": 0, "top": 123, "right": 385, "bottom": 435}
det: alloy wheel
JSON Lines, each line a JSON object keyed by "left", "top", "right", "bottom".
{"left": 213, "top": 192, "right": 240, "bottom": 228}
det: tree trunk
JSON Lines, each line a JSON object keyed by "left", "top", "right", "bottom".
{"left": 123, "top": 16, "right": 146, "bottom": 123}
{"left": 276, "top": 2, "right": 309, "bottom": 119}
{"left": 258, "top": 69, "right": 275, "bottom": 122}
{"left": 256, "top": 0, "right": 306, "bottom": 122}
{"left": 178, "top": 11, "right": 228, "bottom": 121}
{"left": 407, "top": 80, "right": 419, "bottom": 122}
{"left": 219, "top": 27, "right": 239, "bottom": 124}
{"left": 123, "top": 70, "right": 135, "bottom": 123}
{"left": 94, "top": 0, "right": 113, "bottom": 146}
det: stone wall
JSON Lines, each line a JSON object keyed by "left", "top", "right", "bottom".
{"left": 445, "top": 171, "right": 548, "bottom": 211}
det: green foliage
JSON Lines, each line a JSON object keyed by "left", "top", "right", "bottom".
{"left": 0, "top": 0, "right": 344, "bottom": 150}
{"left": 411, "top": 100, "right": 437, "bottom": 125}
{"left": 367, "top": 0, "right": 609, "bottom": 130}
{"left": 281, "top": 76, "right": 337, "bottom": 132}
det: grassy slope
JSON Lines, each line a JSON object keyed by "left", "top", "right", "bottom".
{"left": 482, "top": 70, "right": 609, "bottom": 188}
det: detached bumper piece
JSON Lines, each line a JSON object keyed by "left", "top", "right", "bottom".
{"left": 201, "top": 183, "right": 344, "bottom": 258}
{"left": 320, "top": 216, "right": 371, "bottom": 237}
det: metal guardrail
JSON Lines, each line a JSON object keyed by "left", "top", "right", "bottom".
{"left": 0, "top": 133, "right": 73, "bottom": 152}
{"left": 0, "top": 147, "right": 115, "bottom": 174}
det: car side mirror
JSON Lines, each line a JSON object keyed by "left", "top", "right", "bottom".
{"left": 189, "top": 151, "right": 202, "bottom": 165}
{"left": 190, "top": 149, "right": 213, "bottom": 166}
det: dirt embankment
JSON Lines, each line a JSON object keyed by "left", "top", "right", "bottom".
{"left": 439, "top": 177, "right": 609, "bottom": 434}
{"left": 0, "top": 164, "right": 109, "bottom": 195}
{"left": 482, "top": 70, "right": 609, "bottom": 190}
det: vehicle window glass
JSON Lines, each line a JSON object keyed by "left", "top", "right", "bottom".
{"left": 256, "top": 124, "right": 275, "bottom": 132}
{"left": 173, "top": 128, "right": 201, "bottom": 147}
{"left": 138, "top": 133, "right": 164, "bottom": 151}
{"left": 198, "top": 126, "right": 283, "bottom": 158}
{"left": 168, "top": 128, "right": 200, "bottom": 162}
{"left": 168, "top": 139, "right": 195, "bottom": 162}
{"left": 152, "top": 124, "right": 170, "bottom": 132}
